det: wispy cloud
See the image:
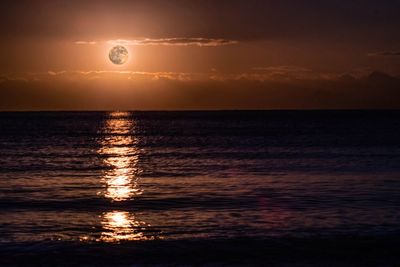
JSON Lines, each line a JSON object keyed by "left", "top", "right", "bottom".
{"left": 74, "top": 41, "right": 97, "bottom": 45}
{"left": 247, "top": 66, "right": 317, "bottom": 81}
{"left": 368, "top": 51, "right": 400, "bottom": 57}
{"left": 2, "top": 70, "right": 206, "bottom": 82}
{"left": 48, "top": 71, "right": 67, "bottom": 76}
{"left": 5, "top": 67, "right": 396, "bottom": 84}
{"left": 253, "top": 66, "right": 311, "bottom": 72}
{"left": 75, "top": 38, "right": 238, "bottom": 47}
{"left": 0, "top": 69, "right": 326, "bottom": 83}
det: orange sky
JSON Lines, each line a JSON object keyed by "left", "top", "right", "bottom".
{"left": 1, "top": 0, "right": 400, "bottom": 110}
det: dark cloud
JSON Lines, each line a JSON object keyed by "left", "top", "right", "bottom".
{"left": 369, "top": 51, "right": 400, "bottom": 57}
{"left": 1, "top": 71, "right": 399, "bottom": 110}
{"left": 1, "top": 0, "right": 400, "bottom": 43}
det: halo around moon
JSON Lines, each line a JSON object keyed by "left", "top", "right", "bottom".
{"left": 109, "top": 45, "right": 129, "bottom": 65}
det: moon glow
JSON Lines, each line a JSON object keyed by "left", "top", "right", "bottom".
{"left": 109, "top": 46, "right": 129, "bottom": 65}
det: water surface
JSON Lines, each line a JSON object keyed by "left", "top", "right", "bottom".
{"left": 1, "top": 111, "right": 400, "bottom": 245}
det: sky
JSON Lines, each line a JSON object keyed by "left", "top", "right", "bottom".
{"left": 1, "top": 0, "right": 400, "bottom": 110}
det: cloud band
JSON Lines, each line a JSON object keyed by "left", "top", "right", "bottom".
{"left": 75, "top": 38, "right": 238, "bottom": 47}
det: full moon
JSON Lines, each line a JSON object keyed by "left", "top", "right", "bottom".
{"left": 109, "top": 45, "right": 128, "bottom": 65}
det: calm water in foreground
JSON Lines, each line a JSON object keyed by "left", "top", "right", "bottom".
{"left": 1, "top": 111, "right": 400, "bottom": 265}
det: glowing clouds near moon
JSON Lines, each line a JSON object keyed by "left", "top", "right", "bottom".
{"left": 109, "top": 46, "right": 128, "bottom": 65}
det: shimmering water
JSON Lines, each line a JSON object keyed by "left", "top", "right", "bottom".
{"left": 1, "top": 111, "right": 400, "bottom": 245}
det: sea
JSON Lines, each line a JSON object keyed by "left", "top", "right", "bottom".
{"left": 1, "top": 111, "right": 400, "bottom": 266}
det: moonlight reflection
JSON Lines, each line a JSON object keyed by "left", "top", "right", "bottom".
{"left": 100, "top": 211, "right": 151, "bottom": 242}
{"left": 98, "top": 112, "right": 142, "bottom": 201}
{"left": 97, "top": 112, "right": 151, "bottom": 242}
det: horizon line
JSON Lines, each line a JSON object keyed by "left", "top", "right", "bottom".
{"left": 1, "top": 108, "right": 400, "bottom": 112}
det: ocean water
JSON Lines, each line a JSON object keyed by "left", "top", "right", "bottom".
{"left": 1, "top": 111, "right": 400, "bottom": 263}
